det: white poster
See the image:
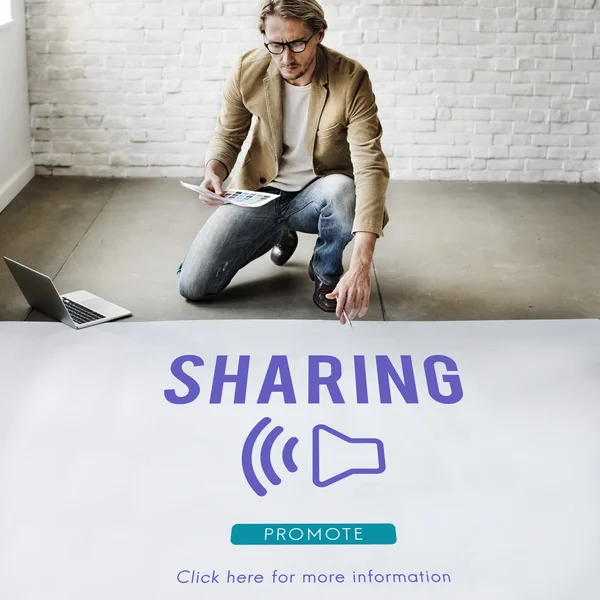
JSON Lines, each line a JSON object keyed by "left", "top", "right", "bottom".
{"left": 1, "top": 319, "right": 599, "bottom": 599}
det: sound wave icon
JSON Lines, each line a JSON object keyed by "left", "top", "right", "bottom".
{"left": 241, "top": 417, "right": 299, "bottom": 497}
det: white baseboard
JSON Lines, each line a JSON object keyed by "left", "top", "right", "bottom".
{"left": 0, "top": 159, "right": 35, "bottom": 214}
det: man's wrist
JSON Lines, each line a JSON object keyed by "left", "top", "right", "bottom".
{"left": 350, "top": 231, "right": 377, "bottom": 271}
{"left": 206, "top": 159, "right": 228, "bottom": 181}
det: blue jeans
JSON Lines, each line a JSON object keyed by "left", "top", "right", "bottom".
{"left": 178, "top": 174, "right": 355, "bottom": 300}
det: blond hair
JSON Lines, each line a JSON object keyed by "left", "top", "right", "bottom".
{"left": 258, "top": 0, "right": 328, "bottom": 35}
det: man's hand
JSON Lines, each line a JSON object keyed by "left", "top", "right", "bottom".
{"left": 325, "top": 231, "right": 378, "bottom": 324}
{"left": 199, "top": 160, "right": 228, "bottom": 206}
{"left": 326, "top": 264, "right": 371, "bottom": 324}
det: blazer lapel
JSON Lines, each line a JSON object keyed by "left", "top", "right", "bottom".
{"left": 264, "top": 60, "right": 283, "bottom": 161}
{"left": 306, "top": 45, "right": 329, "bottom": 157}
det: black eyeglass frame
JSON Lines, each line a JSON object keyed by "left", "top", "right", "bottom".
{"left": 263, "top": 30, "right": 318, "bottom": 55}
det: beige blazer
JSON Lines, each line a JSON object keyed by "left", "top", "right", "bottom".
{"left": 205, "top": 44, "right": 390, "bottom": 236}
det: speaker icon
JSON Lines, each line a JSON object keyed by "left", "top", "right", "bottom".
{"left": 241, "top": 419, "right": 386, "bottom": 497}
{"left": 312, "top": 424, "right": 386, "bottom": 488}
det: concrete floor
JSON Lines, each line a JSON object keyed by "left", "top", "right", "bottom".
{"left": 0, "top": 176, "right": 599, "bottom": 324}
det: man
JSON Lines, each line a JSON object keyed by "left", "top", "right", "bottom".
{"left": 178, "top": 0, "right": 389, "bottom": 324}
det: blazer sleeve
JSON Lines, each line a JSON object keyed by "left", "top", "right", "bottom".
{"left": 345, "top": 67, "right": 390, "bottom": 237}
{"left": 204, "top": 55, "right": 253, "bottom": 179}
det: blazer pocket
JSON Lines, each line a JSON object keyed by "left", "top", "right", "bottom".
{"left": 316, "top": 122, "right": 344, "bottom": 138}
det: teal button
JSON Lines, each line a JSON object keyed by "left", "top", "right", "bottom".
{"left": 231, "top": 523, "right": 396, "bottom": 546}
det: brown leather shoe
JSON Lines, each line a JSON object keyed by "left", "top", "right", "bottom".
{"left": 270, "top": 230, "right": 298, "bottom": 266}
{"left": 308, "top": 259, "right": 337, "bottom": 313}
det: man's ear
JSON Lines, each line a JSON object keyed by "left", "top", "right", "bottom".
{"left": 317, "top": 29, "right": 325, "bottom": 44}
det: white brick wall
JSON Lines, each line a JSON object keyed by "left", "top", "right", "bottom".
{"left": 25, "top": 0, "right": 600, "bottom": 182}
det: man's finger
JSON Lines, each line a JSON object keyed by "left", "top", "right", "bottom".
{"left": 353, "top": 286, "right": 369, "bottom": 319}
{"left": 358, "top": 290, "right": 370, "bottom": 318}
{"left": 346, "top": 286, "right": 364, "bottom": 321}
{"left": 325, "top": 284, "right": 339, "bottom": 300}
{"left": 201, "top": 177, "right": 224, "bottom": 196}
{"left": 335, "top": 288, "right": 347, "bottom": 319}
{"left": 345, "top": 288, "right": 357, "bottom": 320}
{"left": 348, "top": 300, "right": 361, "bottom": 321}
{"left": 199, "top": 182, "right": 225, "bottom": 198}
{"left": 200, "top": 197, "right": 225, "bottom": 206}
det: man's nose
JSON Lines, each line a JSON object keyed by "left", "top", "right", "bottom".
{"left": 282, "top": 46, "right": 294, "bottom": 62}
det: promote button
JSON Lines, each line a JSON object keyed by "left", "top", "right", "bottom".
{"left": 231, "top": 523, "right": 396, "bottom": 546}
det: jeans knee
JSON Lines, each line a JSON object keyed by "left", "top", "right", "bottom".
{"left": 324, "top": 175, "right": 355, "bottom": 220}
{"left": 178, "top": 277, "right": 200, "bottom": 301}
{"left": 178, "top": 274, "right": 214, "bottom": 301}
{"left": 178, "top": 255, "right": 236, "bottom": 301}
{"left": 325, "top": 173, "right": 355, "bottom": 197}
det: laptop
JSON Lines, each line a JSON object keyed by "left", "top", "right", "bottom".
{"left": 3, "top": 257, "right": 132, "bottom": 329}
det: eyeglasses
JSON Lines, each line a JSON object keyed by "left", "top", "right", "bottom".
{"left": 263, "top": 31, "right": 317, "bottom": 54}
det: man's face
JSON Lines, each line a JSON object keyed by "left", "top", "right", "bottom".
{"left": 263, "top": 15, "right": 323, "bottom": 84}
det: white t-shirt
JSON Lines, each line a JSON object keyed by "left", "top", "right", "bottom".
{"left": 271, "top": 80, "right": 317, "bottom": 192}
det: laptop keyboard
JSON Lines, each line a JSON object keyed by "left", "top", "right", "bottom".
{"left": 62, "top": 297, "right": 106, "bottom": 324}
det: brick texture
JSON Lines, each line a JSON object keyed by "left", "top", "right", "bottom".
{"left": 26, "top": 0, "right": 600, "bottom": 182}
